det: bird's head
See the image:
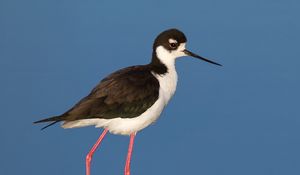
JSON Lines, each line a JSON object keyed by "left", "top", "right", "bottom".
{"left": 153, "top": 28, "right": 222, "bottom": 66}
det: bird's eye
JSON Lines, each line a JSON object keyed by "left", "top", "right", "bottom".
{"left": 169, "top": 43, "right": 177, "bottom": 48}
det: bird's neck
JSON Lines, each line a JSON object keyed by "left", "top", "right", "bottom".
{"left": 150, "top": 46, "right": 177, "bottom": 75}
{"left": 149, "top": 52, "right": 168, "bottom": 75}
{"left": 150, "top": 47, "right": 178, "bottom": 104}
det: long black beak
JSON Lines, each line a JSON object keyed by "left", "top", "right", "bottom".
{"left": 183, "top": 49, "right": 222, "bottom": 66}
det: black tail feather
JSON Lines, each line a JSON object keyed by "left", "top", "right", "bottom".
{"left": 34, "top": 115, "right": 64, "bottom": 130}
{"left": 40, "top": 121, "right": 60, "bottom": 130}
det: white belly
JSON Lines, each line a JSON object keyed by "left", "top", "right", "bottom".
{"left": 92, "top": 96, "right": 165, "bottom": 135}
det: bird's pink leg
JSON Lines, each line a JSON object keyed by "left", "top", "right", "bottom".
{"left": 124, "top": 132, "right": 136, "bottom": 175}
{"left": 86, "top": 129, "right": 108, "bottom": 175}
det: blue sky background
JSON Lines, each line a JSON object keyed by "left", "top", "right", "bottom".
{"left": 1, "top": 0, "right": 300, "bottom": 174}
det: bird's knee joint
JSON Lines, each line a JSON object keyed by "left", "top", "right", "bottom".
{"left": 86, "top": 154, "right": 92, "bottom": 162}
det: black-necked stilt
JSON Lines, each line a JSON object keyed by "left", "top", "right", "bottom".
{"left": 34, "top": 28, "right": 222, "bottom": 175}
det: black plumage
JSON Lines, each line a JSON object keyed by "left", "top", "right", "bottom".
{"left": 34, "top": 64, "right": 167, "bottom": 128}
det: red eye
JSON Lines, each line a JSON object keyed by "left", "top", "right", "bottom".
{"left": 170, "top": 43, "right": 177, "bottom": 48}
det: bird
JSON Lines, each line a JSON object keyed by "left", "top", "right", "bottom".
{"left": 34, "top": 28, "right": 222, "bottom": 175}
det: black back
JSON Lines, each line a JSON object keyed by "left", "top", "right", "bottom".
{"left": 65, "top": 65, "right": 160, "bottom": 120}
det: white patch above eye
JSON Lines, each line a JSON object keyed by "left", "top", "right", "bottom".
{"left": 168, "top": 38, "right": 178, "bottom": 44}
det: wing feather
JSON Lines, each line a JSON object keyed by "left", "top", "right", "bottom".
{"left": 62, "top": 66, "right": 159, "bottom": 120}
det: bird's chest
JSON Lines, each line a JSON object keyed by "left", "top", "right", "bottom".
{"left": 153, "top": 69, "right": 178, "bottom": 105}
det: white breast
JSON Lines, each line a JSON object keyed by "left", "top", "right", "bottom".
{"left": 152, "top": 68, "right": 177, "bottom": 105}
